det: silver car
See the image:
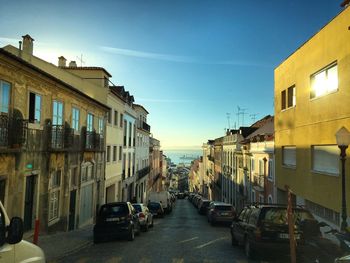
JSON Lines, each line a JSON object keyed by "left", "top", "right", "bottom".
{"left": 132, "top": 203, "right": 154, "bottom": 231}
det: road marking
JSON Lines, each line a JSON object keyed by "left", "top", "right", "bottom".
{"left": 178, "top": 237, "right": 199, "bottom": 243}
{"left": 195, "top": 237, "right": 228, "bottom": 249}
{"left": 172, "top": 258, "right": 184, "bottom": 263}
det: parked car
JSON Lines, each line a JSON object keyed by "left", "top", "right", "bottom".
{"left": 177, "top": 192, "right": 185, "bottom": 199}
{"left": 147, "top": 201, "right": 164, "bottom": 218}
{"left": 198, "top": 199, "right": 211, "bottom": 215}
{"left": 93, "top": 202, "right": 141, "bottom": 243}
{"left": 230, "top": 204, "right": 319, "bottom": 260}
{"left": 132, "top": 203, "right": 154, "bottom": 231}
{"left": 207, "top": 202, "right": 235, "bottom": 225}
{"left": 0, "top": 201, "right": 45, "bottom": 263}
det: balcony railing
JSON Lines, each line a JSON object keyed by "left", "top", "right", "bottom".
{"left": 137, "top": 166, "right": 150, "bottom": 180}
{"left": 0, "top": 115, "right": 28, "bottom": 149}
{"left": 141, "top": 121, "right": 150, "bottom": 132}
{"left": 84, "top": 130, "right": 104, "bottom": 151}
{"left": 49, "top": 125, "right": 74, "bottom": 150}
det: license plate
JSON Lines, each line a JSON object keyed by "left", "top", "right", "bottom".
{"left": 221, "top": 212, "right": 229, "bottom": 216}
{"left": 279, "top": 233, "right": 300, "bottom": 239}
{"left": 106, "top": 218, "right": 119, "bottom": 222}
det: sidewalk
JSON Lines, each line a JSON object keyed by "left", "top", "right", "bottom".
{"left": 25, "top": 224, "right": 93, "bottom": 263}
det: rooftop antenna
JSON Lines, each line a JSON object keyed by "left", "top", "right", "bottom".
{"left": 76, "top": 54, "right": 85, "bottom": 67}
{"left": 250, "top": 113, "right": 259, "bottom": 123}
{"left": 226, "top": 113, "right": 231, "bottom": 130}
{"left": 237, "top": 106, "right": 248, "bottom": 127}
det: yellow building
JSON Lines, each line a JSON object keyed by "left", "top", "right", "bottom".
{"left": 274, "top": 7, "right": 350, "bottom": 228}
{"left": 0, "top": 35, "right": 109, "bottom": 233}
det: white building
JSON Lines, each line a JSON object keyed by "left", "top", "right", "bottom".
{"left": 134, "top": 104, "right": 151, "bottom": 204}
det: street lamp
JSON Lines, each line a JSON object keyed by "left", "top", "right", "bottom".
{"left": 335, "top": 126, "right": 350, "bottom": 231}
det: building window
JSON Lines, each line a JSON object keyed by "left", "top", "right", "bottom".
{"left": 268, "top": 195, "right": 273, "bottom": 204}
{"left": 123, "top": 120, "right": 127, "bottom": 146}
{"left": 71, "top": 107, "right": 80, "bottom": 131}
{"left": 268, "top": 159, "right": 273, "bottom": 180}
{"left": 71, "top": 167, "right": 78, "bottom": 188}
{"left": 114, "top": 110, "right": 118, "bottom": 126}
{"left": 282, "top": 146, "right": 296, "bottom": 167}
{"left": 312, "top": 145, "right": 339, "bottom": 175}
{"left": 49, "top": 170, "right": 61, "bottom": 222}
{"left": 0, "top": 80, "right": 10, "bottom": 114}
{"left": 128, "top": 122, "right": 132, "bottom": 147}
{"left": 106, "top": 145, "right": 111, "bottom": 162}
{"left": 87, "top": 113, "right": 94, "bottom": 132}
{"left": 113, "top": 146, "right": 117, "bottom": 162}
{"left": 29, "top": 92, "right": 41, "bottom": 123}
{"left": 119, "top": 146, "right": 122, "bottom": 161}
{"left": 310, "top": 63, "right": 338, "bottom": 99}
{"left": 120, "top": 113, "right": 124, "bottom": 127}
{"left": 98, "top": 117, "right": 104, "bottom": 135}
{"left": 107, "top": 109, "right": 112, "bottom": 124}
{"left": 52, "top": 100, "right": 63, "bottom": 125}
{"left": 258, "top": 159, "right": 264, "bottom": 175}
{"left": 281, "top": 90, "right": 286, "bottom": 110}
{"left": 287, "top": 85, "right": 296, "bottom": 108}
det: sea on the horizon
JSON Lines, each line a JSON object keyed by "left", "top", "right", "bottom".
{"left": 163, "top": 149, "right": 202, "bottom": 165}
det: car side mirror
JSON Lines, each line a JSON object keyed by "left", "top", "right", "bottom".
{"left": 7, "top": 217, "right": 23, "bottom": 244}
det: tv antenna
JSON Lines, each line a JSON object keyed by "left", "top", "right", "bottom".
{"left": 226, "top": 113, "right": 231, "bottom": 130}
{"left": 76, "top": 54, "right": 85, "bottom": 67}
{"left": 236, "top": 106, "right": 248, "bottom": 127}
{"left": 250, "top": 113, "right": 259, "bottom": 123}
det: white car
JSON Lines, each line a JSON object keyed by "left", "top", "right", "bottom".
{"left": 132, "top": 203, "right": 154, "bottom": 231}
{"left": 0, "top": 201, "right": 45, "bottom": 263}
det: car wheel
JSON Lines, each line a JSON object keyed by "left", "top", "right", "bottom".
{"left": 231, "top": 233, "right": 238, "bottom": 246}
{"left": 244, "top": 238, "right": 256, "bottom": 259}
{"left": 93, "top": 235, "right": 100, "bottom": 244}
{"left": 144, "top": 222, "right": 149, "bottom": 232}
{"left": 128, "top": 227, "right": 135, "bottom": 241}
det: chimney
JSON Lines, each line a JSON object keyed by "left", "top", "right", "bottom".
{"left": 58, "top": 56, "right": 67, "bottom": 67}
{"left": 69, "top": 61, "right": 77, "bottom": 67}
{"left": 22, "top": 34, "right": 34, "bottom": 55}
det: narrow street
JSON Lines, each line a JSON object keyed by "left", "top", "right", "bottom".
{"left": 56, "top": 199, "right": 256, "bottom": 263}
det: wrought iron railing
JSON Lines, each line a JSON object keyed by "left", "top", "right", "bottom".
{"left": 142, "top": 121, "right": 150, "bottom": 132}
{"left": 0, "top": 115, "right": 28, "bottom": 149}
{"left": 49, "top": 125, "right": 74, "bottom": 150}
{"left": 84, "top": 131, "right": 104, "bottom": 151}
{"left": 137, "top": 166, "right": 150, "bottom": 180}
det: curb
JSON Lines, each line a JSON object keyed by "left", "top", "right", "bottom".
{"left": 47, "top": 240, "right": 92, "bottom": 263}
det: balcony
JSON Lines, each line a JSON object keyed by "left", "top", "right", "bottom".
{"left": 84, "top": 130, "right": 104, "bottom": 151}
{"left": 137, "top": 166, "right": 150, "bottom": 180}
{"left": 141, "top": 121, "right": 150, "bottom": 132}
{"left": 49, "top": 125, "right": 74, "bottom": 150}
{"left": 0, "top": 115, "right": 28, "bottom": 150}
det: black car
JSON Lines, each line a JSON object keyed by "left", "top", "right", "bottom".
{"left": 93, "top": 202, "right": 141, "bottom": 243}
{"left": 198, "top": 199, "right": 211, "bottom": 215}
{"left": 147, "top": 201, "right": 164, "bottom": 218}
{"left": 230, "top": 204, "right": 319, "bottom": 260}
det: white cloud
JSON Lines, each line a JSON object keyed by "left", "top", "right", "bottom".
{"left": 100, "top": 46, "right": 197, "bottom": 63}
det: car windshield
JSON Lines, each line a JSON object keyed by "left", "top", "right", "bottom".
{"left": 148, "top": 203, "right": 160, "bottom": 209}
{"left": 99, "top": 204, "right": 128, "bottom": 218}
{"left": 132, "top": 204, "right": 142, "bottom": 212}
{"left": 261, "top": 208, "right": 314, "bottom": 225}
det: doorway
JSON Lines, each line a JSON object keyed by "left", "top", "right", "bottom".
{"left": 24, "top": 175, "right": 35, "bottom": 231}
{"left": 68, "top": 189, "right": 76, "bottom": 231}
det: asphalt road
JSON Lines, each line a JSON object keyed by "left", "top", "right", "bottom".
{"left": 56, "top": 199, "right": 273, "bottom": 263}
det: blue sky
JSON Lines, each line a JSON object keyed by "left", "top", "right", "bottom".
{"left": 0, "top": 0, "right": 342, "bottom": 149}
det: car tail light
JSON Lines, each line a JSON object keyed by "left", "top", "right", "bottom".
{"left": 139, "top": 212, "right": 145, "bottom": 218}
{"left": 254, "top": 227, "right": 262, "bottom": 241}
